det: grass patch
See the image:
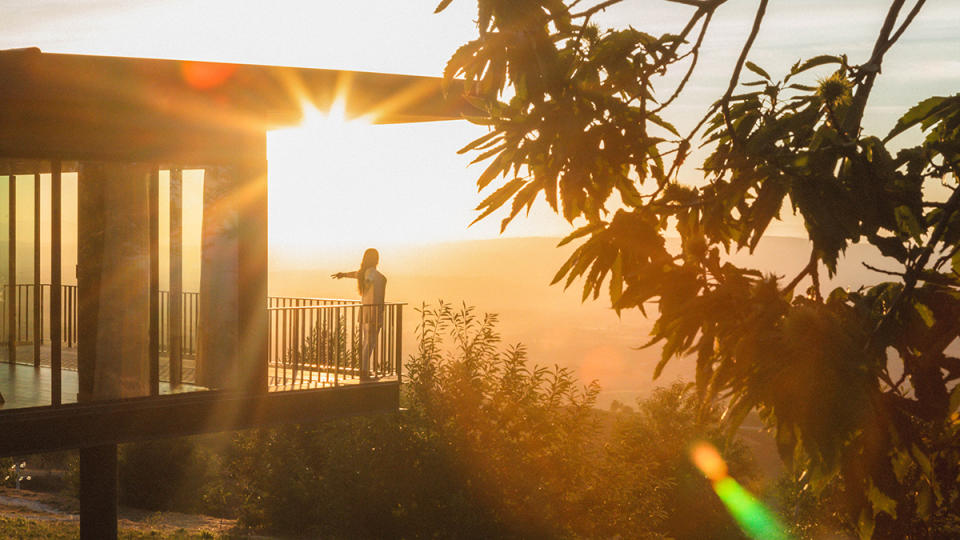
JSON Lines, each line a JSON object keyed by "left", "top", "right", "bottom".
{"left": 0, "top": 515, "right": 226, "bottom": 539}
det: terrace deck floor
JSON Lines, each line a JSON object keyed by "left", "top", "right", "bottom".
{"left": 0, "top": 344, "right": 395, "bottom": 410}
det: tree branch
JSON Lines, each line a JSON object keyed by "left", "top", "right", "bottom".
{"left": 665, "top": 0, "right": 725, "bottom": 7}
{"left": 652, "top": 9, "right": 714, "bottom": 113}
{"left": 721, "top": 0, "right": 769, "bottom": 147}
{"left": 870, "top": 183, "right": 960, "bottom": 345}
{"left": 570, "top": 0, "right": 626, "bottom": 19}
{"left": 862, "top": 262, "right": 906, "bottom": 278}
{"left": 781, "top": 249, "right": 818, "bottom": 294}
{"left": 842, "top": 0, "right": 907, "bottom": 136}
{"left": 571, "top": 0, "right": 724, "bottom": 19}
{"left": 878, "top": 0, "right": 927, "bottom": 58}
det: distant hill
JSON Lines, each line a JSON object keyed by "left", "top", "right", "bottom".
{"left": 270, "top": 235, "right": 908, "bottom": 408}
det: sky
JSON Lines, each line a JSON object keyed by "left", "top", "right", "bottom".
{"left": 1, "top": 0, "right": 958, "bottom": 255}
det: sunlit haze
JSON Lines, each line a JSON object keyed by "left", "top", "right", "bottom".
{"left": 2, "top": 1, "right": 958, "bottom": 405}
{"left": 4, "top": 1, "right": 957, "bottom": 254}
{"left": 266, "top": 101, "right": 568, "bottom": 254}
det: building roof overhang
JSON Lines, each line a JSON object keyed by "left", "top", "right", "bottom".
{"left": 0, "top": 48, "right": 475, "bottom": 166}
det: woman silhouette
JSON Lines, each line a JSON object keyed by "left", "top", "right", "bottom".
{"left": 332, "top": 248, "right": 387, "bottom": 380}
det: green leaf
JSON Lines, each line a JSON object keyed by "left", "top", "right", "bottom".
{"left": 469, "top": 143, "right": 507, "bottom": 165}
{"left": 785, "top": 54, "right": 842, "bottom": 81}
{"left": 476, "top": 153, "right": 507, "bottom": 190}
{"left": 648, "top": 113, "right": 680, "bottom": 137}
{"left": 500, "top": 179, "right": 542, "bottom": 233}
{"left": 913, "top": 302, "right": 935, "bottom": 328}
{"left": 909, "top": 444, "right": 934, "bottom": 479}
{"left": 866, "top": 482, "right": 898, "bottom": 520}
{"left": 893, "top": 205, "right": 924, "bottom": 242}
{"left": 885, "top": 95, "right": 950, "bottom": 142}
{"left": 857, "top": 507, "right": 875, "bottom": 540}
{"left": 869, "top": 235, "right": 909, "bottom": 263}
{"left": 471, "top": 178, "right": 526, "bottom": 225}
{"left": 745, "top": 61, "right": 771, "bottom": 81}
{"left": 609, "top": 252, "right": 624, "bottom": 309}
{"left": 457, "top": 130, "right": 501, "bottom": 154}
{"left": 552, "top": 244, "right": 585, "bottom": 286}
{"left": 557, "top": 222, "right": 606, "bottom": 247}
{"left": 950, "top": 383, "right": 960, "bottom": 413}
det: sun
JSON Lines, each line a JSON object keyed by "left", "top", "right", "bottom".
{"left": 266, "top": 99, "right": 568, "bottom": 261}
{"left": 266, "top": 100, "right": 376, "bottom": 251}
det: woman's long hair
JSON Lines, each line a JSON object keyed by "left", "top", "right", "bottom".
{"left": 357, "top": 248, "right": 379, "bottom": 295}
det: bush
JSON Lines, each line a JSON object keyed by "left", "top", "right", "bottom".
{"left": 118, "top": 436, "right": 226, "bottom": 515}
{"left": 219, "top": 302, "right": 759, "bottom": 538}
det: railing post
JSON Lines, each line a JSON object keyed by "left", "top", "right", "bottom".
{"left": 396, "top": 305, "right": 403, "bottom": 384}
{"left": 148, "top": 166, "right": 160, "bottom": 396}
{"left": 291, "top": 308, "right": 299, "bottom": 387}
{"left": 8, "top": 173, "right": 16, "bottom": 364}
{"left": 334, "top": 307, "right": 340, "bottom": 387}
{"left": 50, "top": 161, "right": 62, "bottom": 405}
{"left": 279, "top": 306, "right": 284, "bottom": 384}
{"left": 169, "top": 168, "right": 183, "bottom": 387}
{"left": 355, "top": 304, "right": 362, "bottom": 380}
{"left": 33, "top": 172, "right": 40, "bottom": 367}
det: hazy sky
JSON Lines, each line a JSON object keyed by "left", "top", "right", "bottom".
{"left": 2, "top": 0, "right": 957, "bottom": 254}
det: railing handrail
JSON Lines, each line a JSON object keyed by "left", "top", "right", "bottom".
{"left": 270, "top": 296, "right": 360, "bottom": 302}
{"left": 2, "top": 284, "right": 403, "bottom": 392}
{"left": 267, "top": 301, "right": 406, "bottom": 311}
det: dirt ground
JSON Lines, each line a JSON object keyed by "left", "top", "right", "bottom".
{"left": 0, "top": 486, "right": 239, "bottom": 536}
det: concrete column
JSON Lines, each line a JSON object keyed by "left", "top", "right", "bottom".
{"left": 238, "top": 160, "right": 269, "bottom": 393}
{"left": 7, "top": 174, "right": 15, "bottom": 364}
{"left": 197, "top": 165, "right": 241, "bottom": 389}
{"left": 77, "top": 161, "right": 151, "bottom": 401}
{"left": 197, "top": 158, "right": 268, "bottom": 392}
{"left": 76, "top": 161, "right": 151, "bottom": 540}
{"left": 169, "top": 168, "right": 183, "bottom": 387}
{"left": 79, "top": 444, "right": 118, "bottom": 540}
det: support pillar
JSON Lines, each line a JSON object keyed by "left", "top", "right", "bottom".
{"left": 51, "top": 161, "right": 61, "bottom": 405}
{"left": 77, "top": 162, "right": 152, "bottom": 540}
{"left": 33, "top": 172, "right": 40, "bottom": 367}
{"left": 79, "top": 444, "right": 118, "bottom": 540}
{"left": 197, "top": 166, "right": 240, "bottom": 390}
{"left": 197, "top": 154, "right": 268, "bottom": 392}
{"left": 169, "top": 168, "right": 183, "bottom": 387}
{"left": 77, "top": 162, "right": 151, "bottom": 401}
{"left": 7, "top": 174, "right": 15, "bottom": 364}
{"left": 149, "top": 167, "right": 159, "bottom": 396}
{"left": 238, "top": 159, "right": 269, "bottom": 392}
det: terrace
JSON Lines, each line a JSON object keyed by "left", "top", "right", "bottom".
{"left": 0, "top": 286, "right": 405, "bottom": 409}
{"left": 0, "top": 48, "right": 470, "bottom": 537}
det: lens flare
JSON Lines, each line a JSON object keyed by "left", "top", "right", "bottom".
{"left": 690, "top": 441, "right": 790, "bottom": 540}
{"left": 691, "top": 440, "right": 728, "bottom": 481}
{"left": 180, "top": 61, "right": 237, "bottom": 90}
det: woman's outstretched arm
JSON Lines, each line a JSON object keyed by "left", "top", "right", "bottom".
{"left": 331, "top": 271, "right": 358, "bottom": 279}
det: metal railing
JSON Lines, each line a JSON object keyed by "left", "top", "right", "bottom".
{"left": 0, "top": 284, "right": 77, "bottom": 347}
{"left": 1, "top": 284, "right": 404, "bottom": 388}
{"left": 1, "top": 284, "right": 196, "bottom": 356}
{"left": 159, "top": 290, "right": 199, "bottom": 357}
{"left": 268, "top": 301, "right": 403, "bottom": 388}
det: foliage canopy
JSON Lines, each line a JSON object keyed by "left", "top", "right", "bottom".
{"left": 437, "top": 0, "right": 960, "bottom": 536}
{"left": 220, "top": 302, "right": 752, "bottom": 538}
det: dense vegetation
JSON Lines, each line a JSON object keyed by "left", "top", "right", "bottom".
{"left": 216, "top": 302, "right": 754, "bottom": 538}
{"left": 436, "top": 0, "right": 960, "bottom": 536}
{"left": 15, "top": 301, "right": 906, "bottom": 537}
{"left": 50, "top": 302, "right": 750, "bottom": 538}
